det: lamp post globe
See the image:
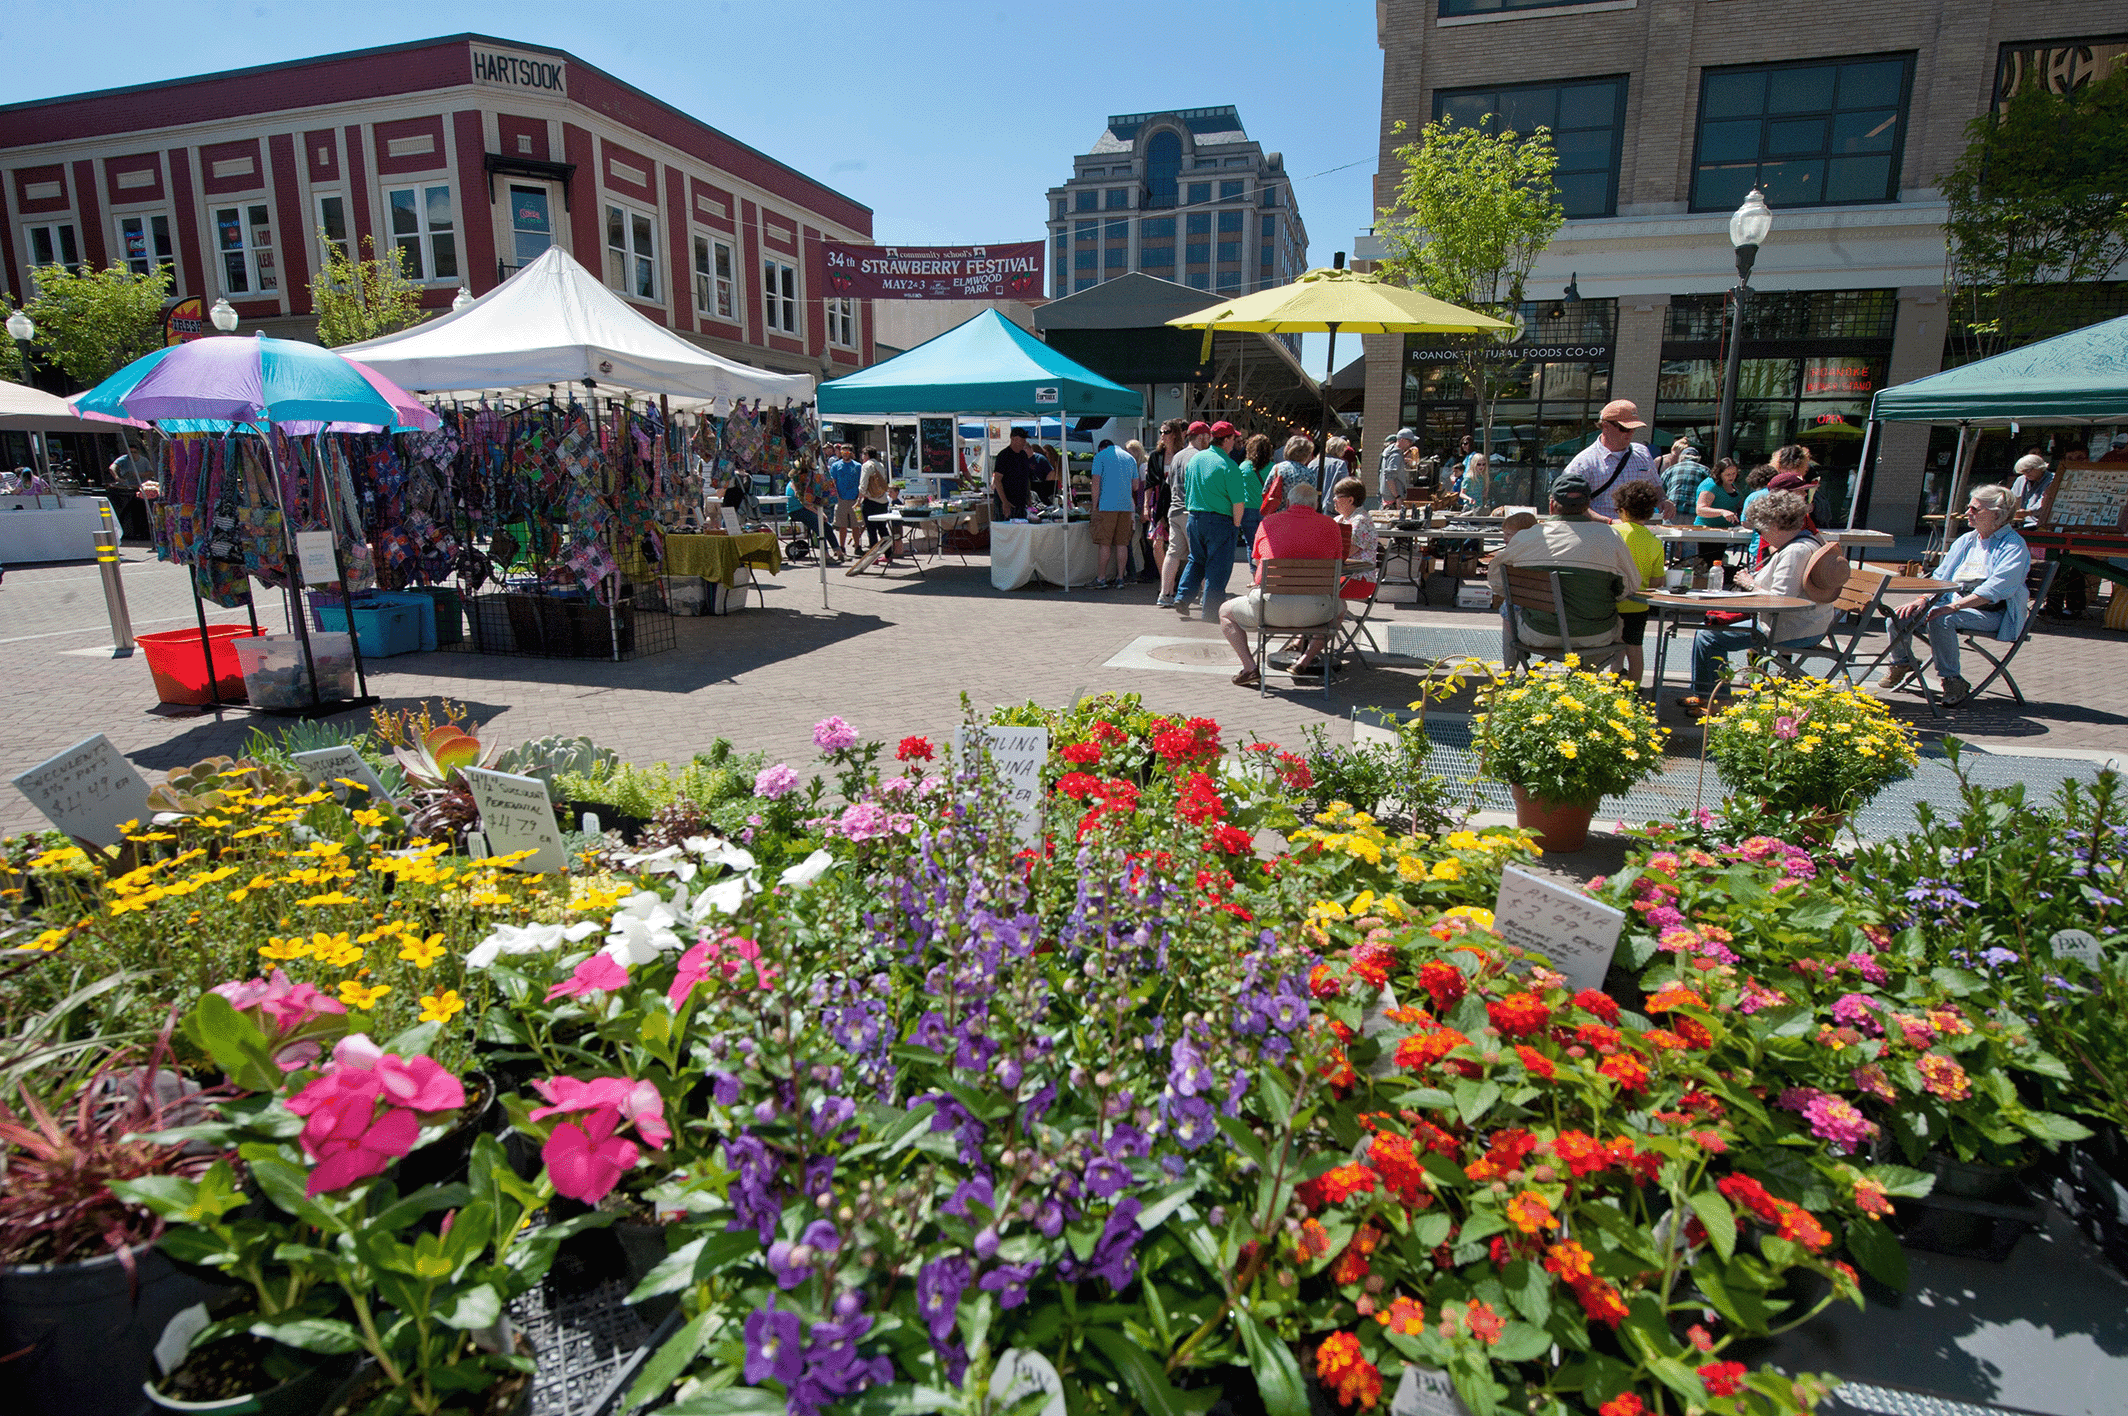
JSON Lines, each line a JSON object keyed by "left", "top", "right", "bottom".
{"left": 209, "top": 297, "right": 239, "bottom": 333}
{"left": 452, "top": 286, "right": 474, "bottom": 312}
{"left": 1713, "top": 189, "right": 1772, "bottom": 468}
{"left": 5, "top": 309, "right": 32, "bottom": 343}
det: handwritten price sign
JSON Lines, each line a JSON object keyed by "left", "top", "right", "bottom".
{"left": 292, "top": 745, "right": 394, "bottom": 805}
{"left": 1491, "top": 864, "right": 1626, "bottom": 993}
{"left": 11, "top": 734, "right": 151, "bottom": 846}
{"left": 955, "top": 726, "right": 1048, "bottom": 846}
{"left": 462, "top": 767, "right": 569, "bottom": 874}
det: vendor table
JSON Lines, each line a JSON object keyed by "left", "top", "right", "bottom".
{"left": 622, "top": 532, "right": 781, "bottom": 587}
{"left": 861, "top": 509, "right": 980, "bottom": 576}
{"left": 1643, "top": 588, "right": 1814, "bottom": 694}
{"left": 2025, "top": 526, "right": 2128, "bottom": 592}
{"left": 990, "top": 519, "right": 1128, "bottom": 592}
{"left": 0, "top": 495, "right": 114, "bottom": 565}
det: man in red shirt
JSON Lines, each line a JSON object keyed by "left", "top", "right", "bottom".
{"left": 1219, "top": 478, "right": 1347, "bottom": 685}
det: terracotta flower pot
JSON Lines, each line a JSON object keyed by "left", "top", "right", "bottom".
{"left": 1508, "top": 785, "right": 1598, "bottom": 852}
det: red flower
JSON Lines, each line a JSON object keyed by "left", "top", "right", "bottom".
{"left": 1315, "top": 1163, "right": 1380, "bottom": 1206}
{"left": 1211, "top": 823, "right": 1253, "bottom": 855}
{"left": 1176, "top": 771, "right": 1225, "bottom": 825}
{"left": 1646, "top": 984, "right": 1707, "bottom": 1014}
{"left": 1310, "top": 964, "right": 1344, "bottom": 1000}
{"left": 1059, "top": 740, "right": 1101, "bottom": 765}
{"left": 1089, "top": 720, "right": 1128, "bottom": 745}
{"left": 1697, "top": 1361, "right": 1747, "bottom": 1398}
{"left": 1573, "top": 988, "right": 1620, "bottom": 1024}
{"left": 1461, "top": 1298, "right": 1505, "bottom": 1344}
{"left": 1716, "top": 1174, "right": 1784, "bottom": 1224}
{"left": 1486, "top": 992, "right": 1552, "bottom": 1038}
{"left": 1551, "top": 1130, "right": 1610, "bottom": 1177}
{"left": 1366, "top": 1132, "right": 1430, "bottom": 1205}
{"left": 1575, "top": 1022, "right": 1624, "bottom": 1053}
{"left": 1464, "top": 1128, "right": 1538, "bottom": 1182}
{"left": 895, "top": 735, "right": 935, "bottom": 762}
{"left": 1393, "top": 1026, "right": 1468, "bottom": 1071}
{"left": 1673, "top": 1015, "right": 1715, "bottom": 1049}
{"left": 1598, "top": 1054, "right": 1651, "bottom": 1092}
{"left": 1331, "top": 1223, "right": 1383, "bottom": 1284}
{"left": 1056, "top": 771, "right": 1101, "bottom": 801}
{"left": 1599, "top": 1394, "right": 1646, "bottom": 1416}
{"left": 1316, "top": 1333, "right": 1382, "bottom": 1410}
{"left": 1570, "top": 1274, "right": 1631, "bottom": 1327}
{"left": 1418, "top": 960, "right": 1468, "bottom": 1010}
{"left": 1514, "top": 1044, "right": 1556, "bottom": 1079}
{"left": 1351, "top": 941, "right": 1396, "bottom": 988}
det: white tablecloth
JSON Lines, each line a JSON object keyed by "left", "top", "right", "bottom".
{"left": 989, "top": 520, "right": 1138, "bottom": 590}
{"left": 0, "top": 496, "right": 111, "bottom": 565}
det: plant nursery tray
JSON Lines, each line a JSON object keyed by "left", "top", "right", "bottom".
{"left": 512, "top": 1278, "right": 677, "bottom": 1416}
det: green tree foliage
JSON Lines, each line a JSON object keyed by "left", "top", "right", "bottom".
{"left": 311, "top": 233, "right": 426, "bottom": 348}
{"left": 1943, "top": 58, "right": 2128, "bottom": 360}
{"left": 22, "top": 262, "right": 172, "bottom": 389}
{"left": 0, "top": 298, "right": 25, "bottom": 385}
{"left": 1376, "top": 114, "right": 1565, "bottom": 464}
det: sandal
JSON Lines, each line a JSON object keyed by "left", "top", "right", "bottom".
{"left": 1232, "top": 668, "right": 1261, "bottom": 686}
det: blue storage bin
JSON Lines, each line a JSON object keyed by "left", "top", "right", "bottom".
{"left": 372, "top": 592, "right": 440, "bottom": 652}
{"left": 313, "top": 599, "right": 424, "bottom": 658}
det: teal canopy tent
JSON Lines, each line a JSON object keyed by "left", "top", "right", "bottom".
{"left": 1851, "top": 315, "right": 2128, "bottom": 532}
{"left": 817, "top": 310, "right": 1143, "bottom": 417}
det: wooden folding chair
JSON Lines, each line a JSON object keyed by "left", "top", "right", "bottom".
{"left": 1331, "top": 520, "right": 1384, "bottom": 667}
{"left": 1499, "top": 565, "right": 1626, "bottom": 672}
{"left": 1251, "top": 557, "right": 1342, "bottom": 700}
{"left": 1767, "top": 567, "right": 1890, "bottom": 684}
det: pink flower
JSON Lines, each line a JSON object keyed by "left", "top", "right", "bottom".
{"left": 529, "top": 1075, "right": 668, "bottom": 1147}
{"left": 812, "top": 716, "right": 859, "bottom": 752}
{"left": 212, "top": 969, "right": 348, "bottom": 1070}
{"left": 546, "top": 953, "right": 631, "bottom": 1003}
{"left": 836, "top": 802, "right": 891, "bottom": 841}
{"left": 755, "top": 763, "right": 799, "bottom": 799}
{"left": 1851, "top": 1063, "right": 1896, "bottom": 1101}
{"left": 286, "top": 1069, "right": 415, "bottom": 1195}
{"left": 1846, "top": 951, "right": 1889, "bottom": 983}
{"left": 371, "top": 1054, "right": 467, "bottom": 1112}
{"left": 1801, "top": 1093, "right": 1879, "bottom": 1153}
{"left": 544, "top": 1107, "right": 640, "bottom": 1203}
{"left": 1774, "top": 716, "right": 1800, "bottom": 740}
{"left": 1831, "top": 993, "right": 1883, "bottom": 1035}
{"left": 1738, "top": 979, "right": 1789, "bottom": 1014}
{"left": 668, "top": 937, "right": 722, "bottom": 1009}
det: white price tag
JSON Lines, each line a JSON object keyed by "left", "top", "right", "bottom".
{"left": 292, "top": 746, "right": 394, "bottom": 806}
{"left": 1393, "top": 1365, "right": 1476, "bottom": 1416}
{"left": 462, "top": 767, "right": 569, "bottom": 874}
{"left": 991, "top": 1350, "right": 1065, "bottom": 1416}
{"left": 11, "top": 733, "right": 151, "bottom": 847}
{"left": 295, "top": 530, "right": 339, "bottom": 585}
{"left": 954, "top": 726, "right": 1049, "bottom": 846}
{"left": 2051, "top": 929, "right": 2107, "bottom": 969}
{"left": 1491, "top": 864, "right": 1626, "bottom": 993}
{"left": 720, "top": 506, "right": 744, "bottom": 535}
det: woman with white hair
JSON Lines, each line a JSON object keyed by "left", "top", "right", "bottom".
{"left": 2007, "top": 452, "right": 2052, "bottom": 521}
{"left": 1877, "top": 482, "right": 2032, "bottom": 706}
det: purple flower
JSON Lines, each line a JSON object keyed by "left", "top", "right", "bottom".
{"left": 724, "top": 1132, "right": 784, "bottom": 1243}
{"left": 1084, "top": 1156, "right": 1131, "bottom": 1199}
{"left": 915, "top": 1255, "right": 971, "bottom": 1344}
{"left": 1169, "top": 1038, "right": 1210, "bottom": 1096}
{"left": 1088, "top": 1197, "right": 1144, "bottom": 1289}
{"left": 711, "top": 1070, "right": 741, "bottom": 1106}
{"left": 1982, "top": 946, "right": 2020, "bottom": 967}
{"left": 810, "top": 1095, "right": 856, "bottom": 1136}
{"left": 993, "top": 1054, "right": 1023, "bottom": 1090}
{"left": 907, "top": 1012, "right": 951, "bottom": 1051}
{"left": 1222, "top": 1071, "right": 1250, "bottom": 1118}
{"left": 800, "top": 1219, "right": 842, "bottom": 1255}
{"left": 1266, "top": 987, "right": 1308, "bottom": 1033}
{"left": 755, "top": 763, "right": 800, "bottom": 799}
{"left": 979, "top": 1261, "right": 1042, "bottom": 1309}
{"left": 1034, "top": 1197, "right": 1067, "bottom": 1237}
{"left": 1168, "top": 1096, "right": 1217, "bottom": 1150}
{"left": 942, "top": 1175, "right": 994, "bottom": 1218}
{"left": 813, "top": 716, "right": 860, "bottom": 752}
{"left": 1105, "top": 1123, "right": 1149, "bottom": 1160}
{"left": 744, "top": 1302, "right": 803, "bottom": 1385}
{"left": 973, "top": 1226, "right": 999, "bottom": 1260}
{"left": 767, "top": 1240, "right": 813, "bottom": 1289}
{"left": 1020, "top": 1081, "right": 1056, "bottom": 1127}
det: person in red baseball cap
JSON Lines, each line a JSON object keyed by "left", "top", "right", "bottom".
{"left": 1174, "top": 421, "right": 1248, "bottom": 619}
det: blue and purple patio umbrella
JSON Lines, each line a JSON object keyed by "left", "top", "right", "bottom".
{"left": 72, "top": 332, "right": 438, "bottom": 433}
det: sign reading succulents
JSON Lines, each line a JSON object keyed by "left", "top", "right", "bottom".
{"left": 11, "top": 733, "right": 151, "bottom": 846}
{"left": 463, "top": 766, "right": 569, "bottom": 873}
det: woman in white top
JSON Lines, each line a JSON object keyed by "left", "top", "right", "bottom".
{"left": 1682, "top": 490, "right": 1835, "bottom": 707}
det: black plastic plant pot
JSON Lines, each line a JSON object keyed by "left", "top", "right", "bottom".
{"left": 394, "top": 1070, "right": 503, "bottom": 1197}
{"left": 145, "top": 1336, "right": 356, "bottom": 1416}
{"left": 0, "top": 1242, "right": 227, "bottom": 1416}
{"left": 1895, "top": 1155, "right": 2042, "bottom": 1261}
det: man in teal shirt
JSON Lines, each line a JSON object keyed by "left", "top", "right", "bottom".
{"left": 1174, "top": 421, "right": 1247, "bottom": 621}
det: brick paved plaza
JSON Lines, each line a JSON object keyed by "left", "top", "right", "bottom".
{"left": 3, "top": 546, "right": 2124, "bottom": 838}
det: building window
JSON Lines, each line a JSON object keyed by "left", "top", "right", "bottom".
{"left": 1217, "top": 241, "right": 1240, "bottom": 262}
{"left": 1186, "top": 242, "right": 1209, "bottom": 264}
{"left": 763, "top": 257, "right": 798, "bottom": 334}
{"left": 1141, "top": 244, "right": 1174, "bottom": 268}
{"left": 1664, "top": 289, "right": 1898, "bottom": 342}
{"left": 1261, "top": 215, "right": 1276, "bottom": 238}
{"left": 23, "top": 221, "right": 81, "bottom": 275}
{"left": 508, "top": 185, "right": 553, "bottom": 269}
{"left": 1076, "top": 277, "right": 1096, "bottom": 291}
{"left": 115, "top": 213, "right": 175, "bottom": 280}
{"left": 826, "top": 296, "right": 856, "bottom": 348}
{"left": 1105, "top": 188, "right": 1129, "bottom": 209}
{"left": 1187, "top": 181, "right": 1211, "bottom": 205}
{"left": 1219, "top": 180, "right": 1243, "bottom": 200}
{"left": 1054, "top": 199, "right": 1065, "bottom": 219}
{"left": 386, "top": 185, "right": 458, "bottom": 283}
{"left": 1217, "top": 270, "right": 1242, "bottom": 289}
{"left": 603, "top": 204, "right": 656, "bottom": 299}
{"left": 1146, "top": 131, "right": 1182, "bottom": 208}
{"left": 1691, "top": 54, "right": 1915, "bottom": 210}
{"left": 694, "top": 234, "right": 737, "bottom": 322}
{"left": 1075, "top": 220, "right": 1097, "bottom": 241}
{"left": 1261, "top": 244, "right": 1275, "bottom": 268}
{"left": 1075, "top": 190, "right": 1098, "bottom": 211}
{"left": 1075, "top": 249, "right": 1097, "bottom": 270}
{"left": 213, "top": 204, "right": 277, "bottom": 294}
{"left": 1187, "top": 272, "right": 1209, "bottom": 290}
{"left": 1436, "top": 76, "right": 1628, "bottom": 219}
{"left": 1105, "top": 247, "right": 1127, "bottom": 268}
{"left": 313, "top": 194, "right": 351, "bottom": 271}
{"left": 1218, "top": 211, "right": 1243, "bottom": 234}
{"left": 1186, "top": 213, "right": 1211, "bottom": 236}
{"left": 1194, "top": 159, "right": 1221, "bottom": 169}
{"left": 1438, "top": 0, "right": 1616, "bottom": 13}
{"left": 1141, "top": 216, "right": 1175, "bottom": 240}
{"left": 1102, "top": 219, "right": 1125, "bottom": 242}
{"left": 1262, "top": 186, "right": 1281, "bottom": 207}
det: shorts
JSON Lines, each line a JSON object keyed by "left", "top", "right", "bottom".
{"left": 834, "top": 501, "right": 860, "bottom": 531}
{"left": 1224, "top": 588, "right": 1344, "bottom": 630}
{"left": 1090, "top": 509, "right": 1133, "bottom": 546}
{"left": 1617, "top": 609, "right": 1649, "bottom": 646}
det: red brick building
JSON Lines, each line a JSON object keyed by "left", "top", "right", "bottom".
{"left": 0, "top": 33, "right": 874, "bottom": 378}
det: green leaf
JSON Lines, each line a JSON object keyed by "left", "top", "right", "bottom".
{"left": 1491, "top": 1321, "right": 1551, "bottom": 1363}
{"left": 249, "top": 1316, "right": 363, "bottom": 1354}
{"left": 1086, "top": 1326, "right": 1196, "bottom": 1416}
{"left": 248, "top": 1158, "right": 344, "bottom": 1232}
{"left": 2017, "top": 1109, "right": 2094, "bottom": 1142}
{"left": 1844, "top": 1215, "right": 1908, "bottom": 1291}
{"left": 1687, "top": 1189, "right": 1737, "bottom": 1261}
{"left": 837, "top": 1386, "right": 961, "bottom": 1416}
{"left": 662, "top": 1390, "right": 794, "bottom": 1415}
{"left": 1259, "top": 1068, "right": 1294, "bottom": 1127}
{"left": 626, "top": 1308, "right": 717, "bottom": 1410}
{"left": 1216, "top": 1115, "right": 1271, "bottom": 1172}
{"left": 1868, "top": 1164, "right": 1936, "bottom": 1199}
{"left": 1135, "top": 1180, "right": 1201, "bottom": 1233}
{"left": 437, "top": 1283, "right": 503, "bottom": 1330}
{"left": 1647, "top": 1355, "right": 1706, "bottom": 1404}
{"left": 1234, "top": 1311, "right": 1309, "bottom": 1416}
{"left": 107, "top": 1175, "right": 199, "bottom": 1216}
{"left": 383, "top": 1019, "right": 441, "bottom": 1058}
{"left": 1502, "top": 1259, "right": 1550, "bottom": 1326}
{"left": 369, "top": 1183, "right": 472, "bottom": 1238}
{"left": 1453, "top": 1078, "right": 1500, "bottom": 1127}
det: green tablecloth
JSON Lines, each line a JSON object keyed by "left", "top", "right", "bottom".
{"left": 623, "top": 532, "right": 781, "bottom": 587}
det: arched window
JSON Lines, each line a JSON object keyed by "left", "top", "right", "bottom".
{"left": 1145, "top": 130, "right": 1181, "bottom": 208}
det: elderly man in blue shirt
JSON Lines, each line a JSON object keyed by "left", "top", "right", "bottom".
{"left": 1877, "top": 482, "right": 2031, "bottom": 707}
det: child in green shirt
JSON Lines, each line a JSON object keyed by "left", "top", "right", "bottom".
{"left": 1612, "top": 480, "right": 1667, "bottom": 688}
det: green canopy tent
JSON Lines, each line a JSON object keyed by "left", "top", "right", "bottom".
{"left": 1854, "top": 314, "right": 2128, "bottom": 533}
{"left": 818, "top": 309, "right": 1144, "bottom": 420}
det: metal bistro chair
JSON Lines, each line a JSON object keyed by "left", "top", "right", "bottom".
{"left": 1852, "top": 560, "right": 2056, "bottom": 715}
{"left": 1249, "top": 557, "right": 1343, "bottom": 701}
{"left": 1499, "top": 565, "right": 1628, "bottom": 673}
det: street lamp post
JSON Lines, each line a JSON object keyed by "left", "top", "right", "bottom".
{"left": 209, "top": 297, "right": 238, "bottom": 334}
{"left": 1713, "top": 189, "right": 1772, "bottom": 469}
{"left": 6, "top": 309, "right": 55, "bottom": 486}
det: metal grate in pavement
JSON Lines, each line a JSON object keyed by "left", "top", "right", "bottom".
{"left": 1380, "top": 625, "right": 1505, "bottom": 664}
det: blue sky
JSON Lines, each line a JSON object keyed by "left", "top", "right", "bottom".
{"left": 12, "top": 0, "right": 1384, "bottom": 367}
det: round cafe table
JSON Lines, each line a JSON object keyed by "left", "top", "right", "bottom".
{"left": 1643, "top": 589, "right": 1814, "bottom": 695}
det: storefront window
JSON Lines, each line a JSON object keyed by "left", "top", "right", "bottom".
{"left": 215, "top": 204, "right": 277, "bottom": 295}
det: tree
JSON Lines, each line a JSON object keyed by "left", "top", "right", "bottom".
{"left": 22, "top": 261, "right": 171, "bottom": 389}
{"left": 1943, "top": 56, "right": 2128, "bottom": 363}
{"left": 1375, "top": 114, "right": 1565, "bottom": 479}
{"left": 0, "top": 297, "right": 24, "bottom": 385}
{"left": 311, "top": 233, "right": 426, "bottom": 347}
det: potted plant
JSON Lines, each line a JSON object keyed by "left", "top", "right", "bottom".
{"left": 1701, "top": 680, "right": 1919, "bottom": 841}
{"left": 1468, "top": 659, "right": 1668, "bottom": 850}
{"left": 0, "top": 1033, "right": 232, "bottom": 1416}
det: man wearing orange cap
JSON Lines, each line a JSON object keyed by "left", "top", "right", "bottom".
{"left": 1558, "top": 399, "right": 1675, "bottom": 524}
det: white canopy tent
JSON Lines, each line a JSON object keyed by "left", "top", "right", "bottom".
{"left": 338, "top": 247, "right": 814, "bottom": 409}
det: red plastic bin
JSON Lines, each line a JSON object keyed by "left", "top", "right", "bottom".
{"left": 137, "top": 625, "right": 262, "bottom": 705}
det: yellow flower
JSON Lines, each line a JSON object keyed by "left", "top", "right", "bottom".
{"left": 233, "top": 825, "right": 277, "bottom": 840}
{"left": 1309, "top": 900, "right": 1350, "bottom": 923}
{"left": 1377, "top": 895, "right": 1406, "bottom": 920}
{"left": 1444, "top": 905, "right": 1496, "bottom": 930}
{"left": 1622, "top": 748, "right": 1641, "bottom": 760}
{"left": 1558, "top": 741, "right": 1579, "bottom": 759}
{"left": 1531, "top": 713, "right": 1552, "bottom": 725}
{"left": 1341, "top": 836, "right": 1383, "bottom": 866}
{"left": 418, "top": 989, "right": 465, "bottom": 1023}
{"left": 20, "top": 928, "right": 68, "bottom": 953}
{"left": 258, "top": 934, "right": 310, "bottom": 961}
{"left": 1430, "top": 858, "right": 1465, "bottom": 882}
{"left": 1396, "top": 854, "right": 1429, "bottom": 884}
{"left": 297, "top": 890, "right": 362, "bottom": 907}
{"left": 350, "top": 809, "right": 389, "bottom": 828}
{"left": 337, "top": 979, "right": 391, "bottom": 1010}
{"left": 1446, "top": 831, "right": 1481, "bottom": 850}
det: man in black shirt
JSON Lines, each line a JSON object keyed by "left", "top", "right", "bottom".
{"left": 992, "top": 428, "right": 1042, "bottom": 520}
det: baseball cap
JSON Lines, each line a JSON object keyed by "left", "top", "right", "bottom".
{"left": 1767, "top": 469, "right": 1818, "bottom": 492}
{"left": 1598, "top": 399, "right": 1647, "bottom": 430}
{"left": 1209, "top": 420, "right": 1238, "bottom": 439}
{"left": 1550, "top": 470, "right": 1592, "bottom": 504}
{"left": 1186, "top": 420, "right": 1212, "bottom": 437}
{"left": 1395, "top": 427, "right": 1419, "bottom": 441}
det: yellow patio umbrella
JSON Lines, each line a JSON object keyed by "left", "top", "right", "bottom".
{"left": 1167, "top": 263, "right": 1509, "bottom": 459}
{"left": 1797, "top": 414, "right": 1866, "bottom": 440}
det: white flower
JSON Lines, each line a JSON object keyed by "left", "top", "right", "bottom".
{"left": 621, "top": 843, "right": 697, "bottom": 883}
{"left": 686, "top": 836, "right": 757, "bottom": 874}
{"left": 602, "top": 890, "right": 688, "bottom": 966}
{"left": 689, "top": 875, "right": 753, "bottom": 921}
{"left": 778, "top": 849, "right": 836, "bottom": 888}
{"left": 467, "top": 919, "right": 599, "bottom": 969}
